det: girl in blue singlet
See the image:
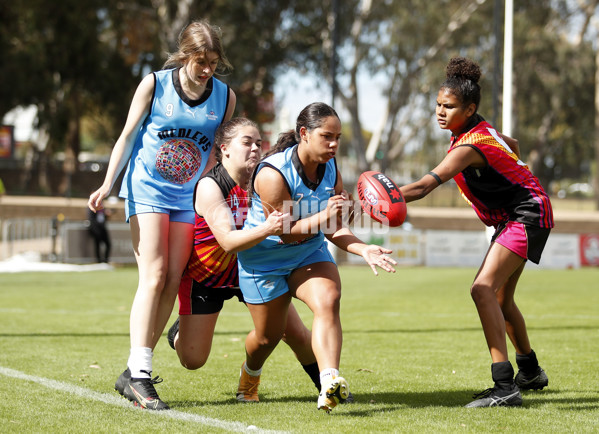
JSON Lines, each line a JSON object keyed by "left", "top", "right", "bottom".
{"left": 167, "top": 117, "right": 325, "bottom": 396}
{"left": 400, "top": 57, "right": 552, "bottom": 408}
{"left": 88, "top": 20, "right": 236, "bottom": 410}
{"left": 236, "top": 102, "right": 397, "bottom": 413}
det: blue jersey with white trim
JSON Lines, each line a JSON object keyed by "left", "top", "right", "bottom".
{"left": 119, "top": 69, "right": 229, "bottom": 210}
{"left": 238, "top": 145, "right": 338, "bottom": 272}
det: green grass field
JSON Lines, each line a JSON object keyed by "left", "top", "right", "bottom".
{"left": 1, "top": 266, "right": 598, "bottom": 433}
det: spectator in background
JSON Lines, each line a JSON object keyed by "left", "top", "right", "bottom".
{"left": 87, "top": 206, "right": 111, "bottom": 263}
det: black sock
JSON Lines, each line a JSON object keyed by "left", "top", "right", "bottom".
{"left": 491, "top": 361, "right": 515, "bottom": 390}
{"left": 516, "top": 349, "right": 540, "bottom": 375}
{"left": 302, "top": 362, "right": 321, "bottom": 391}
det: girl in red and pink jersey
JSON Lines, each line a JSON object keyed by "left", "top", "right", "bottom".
{"left": 401, "top": 57, "right": 553, "bottom": 408}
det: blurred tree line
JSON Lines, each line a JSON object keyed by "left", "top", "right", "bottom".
{"left": 1, "top": 0, "right": 598, "bottom": 206}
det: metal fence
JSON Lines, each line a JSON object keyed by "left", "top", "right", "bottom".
{"left": 0, "top": 217, "right": 136, "bottom": 264}
{"left": 0, "top": 217, "right": 57, "bottom": 261}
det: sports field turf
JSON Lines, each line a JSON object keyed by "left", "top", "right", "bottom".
{"left": 1, "top": 265, "right": 598, "bottom": 432}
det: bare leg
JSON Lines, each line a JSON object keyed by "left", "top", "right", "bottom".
{"left": 281, "top": 302, "right": 317, "bottom": 365}
{"left": 150, "top": 220, "right": 193, "bottom": 349}
{"left": 288, "top": 261, "right": 342, "bottom": 371}
{"left": 495, "top": 261, "right": 532, "bottom": 355}
{"left": 244, "top": 292, "right": 292, "bottom": 371}
{"left": 122, "top": 213, "right": 188, "bottom": 409}
{"left": 129, "top": 213, "right": 170, "bottom": 349}
{"left": 470, "top": 242, "right": 526, "bottom": 363}
{"left": 175, "top": 312, "right": 220, "bottom": 370}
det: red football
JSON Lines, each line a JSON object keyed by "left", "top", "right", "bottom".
{"left": 357, "top": 171, "right": 407, "bottom": 227}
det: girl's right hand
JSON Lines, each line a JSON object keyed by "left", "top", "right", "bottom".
{"left": 264, "top": 211, "right": 290, "bottom": 236}
{"left": 88, "top": 187, "right": 110, "bottom": 212}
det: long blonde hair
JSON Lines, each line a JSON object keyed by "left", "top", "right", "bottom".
{"left": 163, "top": 20, "right": 232, "bottom": 72}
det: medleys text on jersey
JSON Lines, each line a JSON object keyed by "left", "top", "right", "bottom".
{"left": 158, "top": 128, "right": 211, "bottom": 152}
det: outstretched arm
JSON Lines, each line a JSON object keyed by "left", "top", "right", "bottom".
{"left": 400, "top": 145, "right": 484, "bottom": 203}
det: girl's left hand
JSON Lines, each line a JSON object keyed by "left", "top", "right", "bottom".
{"left": 361, "top": 245, "right": 397, "bottom": 275}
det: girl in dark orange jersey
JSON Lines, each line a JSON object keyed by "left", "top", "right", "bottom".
{"left": 400, "top": 57, "right": 552, "bottom": 408}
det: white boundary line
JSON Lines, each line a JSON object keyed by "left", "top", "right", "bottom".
{"left": 0, "top": 366, "right": 285, "bottom": 433}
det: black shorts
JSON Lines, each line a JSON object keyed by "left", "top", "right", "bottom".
{"left": 178, "top": 274, "right": 245, "bottom": 315}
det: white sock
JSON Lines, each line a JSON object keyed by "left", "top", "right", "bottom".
{"left": 243, "top": 362, "right": 262, "bottom": 377}
{"left": 128, "top": 347, "right": 153, "bottom": 379}
{"left": 319, "top": 368, "right": 340, "bottom": 388}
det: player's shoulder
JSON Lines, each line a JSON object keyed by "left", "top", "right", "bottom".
{"left": 136, "top": 72, "right": 157, "bottom": 92}
{"left": 256, "top": 163, "right": 285, "bottom": 183}
{"left": 198, "top": 174, "right": 220, "bottom": 190}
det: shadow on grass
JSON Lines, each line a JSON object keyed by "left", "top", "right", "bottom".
{"left": 167, "top": 388, "right": 599, "bottom": 413}
{"left": 519, "top": 388, "right": 599, "bottom": 408}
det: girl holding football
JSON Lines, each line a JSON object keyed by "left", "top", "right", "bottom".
{"left": 88, "top": 20, "right": 235, "bottom": 410}
{"left": 400, "top": 57, "right": 553, "bottom": 408}
{"left": 236, "top": 102, "right": 397, "bottom": 412}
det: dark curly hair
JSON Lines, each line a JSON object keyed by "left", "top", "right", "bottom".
{"left": 440, "top": 57, "right": 482, "bottom": 111}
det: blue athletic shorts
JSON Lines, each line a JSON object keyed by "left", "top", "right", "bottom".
{"left": 238, "top": 242, "right": 335, "bottom": 304}
{"left": 125, "top": 200, "right": 195, "bottom": 224}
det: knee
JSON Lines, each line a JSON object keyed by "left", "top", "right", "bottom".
{"left": 470, "top": 281, "right": 494, "bottom": 305}
{"left": 281, "top": 326, "right": 310, "bottom": 348}
{"left": 254, "top": 330, "right": 284, "bottom": 350}
{"left": 179, "top": 353, "right": 208, "bottom": 370}
{"left": 312, "top": 288, "right": 341, "bottom": 315}
{"left": 163, "top": 273, "right": 183, "bottom": 297}
{"left": 181, "top": 358, "right": 207, "bottom": 371}
{"left": 140, "top": 267, "right": 168, "bottom": 292}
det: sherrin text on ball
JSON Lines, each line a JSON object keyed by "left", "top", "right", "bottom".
{"left": 357, "top": 171, "right": 407, "bottom": 227}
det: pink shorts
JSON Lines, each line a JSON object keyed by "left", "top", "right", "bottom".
{"left": 492, "top": 221, "right": 551, "bottom": 264}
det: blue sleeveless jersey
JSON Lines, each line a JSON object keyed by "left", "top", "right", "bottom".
{"left": 238, "top": 145, "right": 338, "bottom": 272}
{"left": 119, "top": 69, "right": 229, "bottom": 210}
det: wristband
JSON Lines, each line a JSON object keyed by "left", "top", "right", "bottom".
{"left": 428, "top": 171, "right": 442, "bottom": 185}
